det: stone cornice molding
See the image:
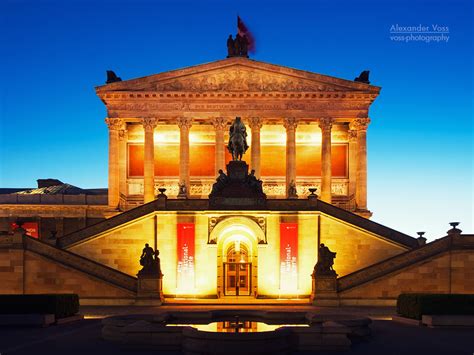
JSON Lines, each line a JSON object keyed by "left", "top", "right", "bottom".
{"left": 177, "top": 117, "right": 193, "bottom": 130}
{"left": 99, "top": 91, "right": 379, "bottom": 101}
{"left": 318, "top": 117, "right": 333, "bottom": 132}
{"left": 105, "top": 117, "right": 124, "bottom": 131}
{"left": 141, "top": 117, "right": 159, "bottom": 132}
{"left": 248, "top": 117, "right": 263, "bottom": 130}
{"left": 283, "top": 117, "right": 298, "bottom": 130}
{"left": 211, "top": 117, "right": 227, "bottom": 131}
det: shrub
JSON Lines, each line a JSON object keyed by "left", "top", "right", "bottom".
{"left": 0, "top": 294, "right": 79, "bottom": 319}
{"left": 397, "top": 293, "right": 474, "bottom": 320}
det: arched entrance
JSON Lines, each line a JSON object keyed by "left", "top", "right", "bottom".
{"left": 224, "top": 242, "right": 251, "bottom": 296}
{"left": 209, "top": 216, "right": 264, "bottom": 298}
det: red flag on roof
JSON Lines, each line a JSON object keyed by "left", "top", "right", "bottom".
{"left": 237, "top": 16, "right": 255, "bottom": 53}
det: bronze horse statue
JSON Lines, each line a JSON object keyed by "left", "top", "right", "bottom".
{"left": 227, "top": 117, "right": 249, "bottom": 161}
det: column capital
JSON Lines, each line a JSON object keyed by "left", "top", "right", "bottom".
{"left": 318, "top": 117, "right": 333, "bottom": 131}
{"left": 350, "top": 117, "right": 371, "bottom": 131}
{"left": 105, "top": 118, "right": 124, "bottom": 131}
{"left": 211, "top": 117, "right": 227, "bottom": 131}
{"left": 177, "top": 117, "right": 193, "bottom": 130}
{"left": 348, "top": 129, "right": 358, "bottom": 142}
{"left": 248, "top": 117, "right": 263, "bottom": 130}
{"left": 141, "top": 117, "right": 159, "bottom": 132}
{"left": 283, "top": 117, "right": 298, "bottom": 130}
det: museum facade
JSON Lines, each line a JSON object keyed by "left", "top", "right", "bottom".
{"left": 0, "top": 57, "right": 472, "bottom": 305}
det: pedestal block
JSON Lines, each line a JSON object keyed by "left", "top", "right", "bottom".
{"left": 137, "top": 275, "right": 163, "bottom": 304}
{"left": 311, "top": 274, "right": 339, "bottom": 306}
{"left": 209, "top": 160, "right": 266, "bottom": 209}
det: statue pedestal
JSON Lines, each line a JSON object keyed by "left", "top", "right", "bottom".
{"left": 311, "top": 273, "right": 339, "bottom": 306}
{"left": 226, "top": 160, "right": 248, "bottom": 180}
{"left": 209, "top": 160, "right": 266, "bottom": 209}
{"left": 137, "top": 274, "right": 163, "bottom": 304}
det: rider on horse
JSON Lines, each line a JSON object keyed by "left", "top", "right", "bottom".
{"left": 227, "top": 117, "right": 249, "bottom": 161}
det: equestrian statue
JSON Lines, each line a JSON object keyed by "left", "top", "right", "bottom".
{"left": 227, "top": 117, "right": 249, "bottom": 161}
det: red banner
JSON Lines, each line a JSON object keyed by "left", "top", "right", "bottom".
{"left": 177, "top": 223, "right": 195, "bottom": 293}
{"left": 11, "top": 222, "right": 39, "bottom": 239}
{"left": 280, "top": 223, "right": 298, "bottom": 292}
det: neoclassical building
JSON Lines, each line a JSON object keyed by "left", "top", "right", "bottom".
{"left": 98, "top": 57, "right": 378, "bottom": 215}
{"left": 0, "top": 56, "right": 472, "bottom": 305}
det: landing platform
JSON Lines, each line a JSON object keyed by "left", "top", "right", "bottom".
{"left": 164, "top": 296, "right": 310, "bottom": 305}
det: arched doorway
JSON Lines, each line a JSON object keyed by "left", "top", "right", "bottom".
{"left": 224, "top": 242, "right": 251, "bottom": 296}
{"left": 209, "top": 216, "right": 264, "bottom": 298}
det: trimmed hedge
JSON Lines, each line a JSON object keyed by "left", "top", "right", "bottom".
{"left": 0, "top": 294, "right": 79, "bottom": 319}
{"left": 397, "top": 293, "right": 474, "bottom": 320}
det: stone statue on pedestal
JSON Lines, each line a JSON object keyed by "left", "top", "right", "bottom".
{"left": 226, "top": 34, "right": 249, "bottom": 58}
{"left": 227, "top": 117, "right": 249, "bottom": 161}
{"left": 138, "top": 243, "right": 162, "bottom": 277}
{"left": 313, "top": 243, "right": 337, "bottom": 276}
{"left": 177, "top": 182, "right": 187, "bottom": 198}
{"left": 288, "top": 180, "right": 298, "bottom": 199}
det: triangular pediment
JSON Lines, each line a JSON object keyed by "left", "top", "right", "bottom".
{"left": 97, "top": 58, "right": 380, "bottom": 94}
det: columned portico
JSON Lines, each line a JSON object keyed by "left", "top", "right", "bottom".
{"left": 105, "top": 117, "right": 123, "bottom": 208}
{"left": 98, "top": 57, "right": 380, "bottom": 214}
{"left": 178, "top": 117, "right": 193, "bottom": 194}
{"left": 212, "top": 117, "right": 227, "bottom": 175}
{"left": 319, "top": 117, "right": 333, "bottom": 203}
{"left": 249, "top": 117, "right": 263, "bottom": 178}
{"left": 353, "top": 118, "right": 370, "bottom": 211}
{"left": 284, "top": 117, "right": 298, "bottom": 197}
{"left": 142, "top": 118, "right": 158, "bottom": 203}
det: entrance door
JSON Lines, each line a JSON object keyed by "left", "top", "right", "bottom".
{"left": 223, "top": 243, "right": 251, "bottom": 296}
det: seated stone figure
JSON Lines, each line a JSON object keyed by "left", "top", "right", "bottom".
{"left": 210, "top": 169, "right": 229, "bottom": 194}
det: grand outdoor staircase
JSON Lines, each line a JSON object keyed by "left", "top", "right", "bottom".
{"left": 24, "top": 236, "right": 137, "bottom": 293}
{"left": 338, "top": 233, "right": 474, "bottom": 292}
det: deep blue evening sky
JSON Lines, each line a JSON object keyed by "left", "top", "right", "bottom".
{"left": 0, "top": 0, "right": 472, "bottom": 239}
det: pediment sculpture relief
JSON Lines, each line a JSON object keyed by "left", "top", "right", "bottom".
{"left": 153, "top": 68, "right": 343, "bottom": 92}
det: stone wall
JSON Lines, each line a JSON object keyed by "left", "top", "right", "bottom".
{"left": 65, "top": 212, "right": 412, "bottom": 298}
{"left": 69, "top": 216, "right": 156, "bottom": 277}
{"left": 339, "top": 250, "right": 474, "bottom": 301}
{"left": 0, "top": 249, "right": 24, "bottom": 294}
{"left": 0, "top": 242, "right": 135, "bottom": 300}
{"left": 24, "top": 252, "right": 134, "bottom": 298}
{"left": 320, "top": 215, "right": 408, "bottom": 277}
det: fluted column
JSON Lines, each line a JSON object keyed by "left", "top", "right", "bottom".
{"left": 319, "top": 117, "right": 333, "bottom": 203}
{"left": 178, "top": 117, "right": 193, "bottom": 194}
{"left": 142, "top": 118, "right": 158, "bottom": 203}
{"left": 249, "top": 117, "right": 263, "bottom": 178}
{"left": 284, "top": 117, "right": 298, "bottom": 198}
{"left": 212, "top": 117, "right": 226, "bottom": 175}
{"left": 118, "top": 127, "right": 128, "bottom": 200}
{"left": 347, "top": 126, "right": 358, "bottom": 198}
{"left": 105, "top": 118, "right": 124, "bottom": 208}
{"left": 353, "top": 118, "right": 370, "bottom": 210}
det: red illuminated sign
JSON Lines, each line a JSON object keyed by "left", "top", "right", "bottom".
{"left": 11, "top": 222, "right": 39, "bottom": 239}
{"left": 177, "top": 223, "right": 195, "bottom": 292}
{"left": 280, "top": 223, "right": 298, "bottom": 292}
